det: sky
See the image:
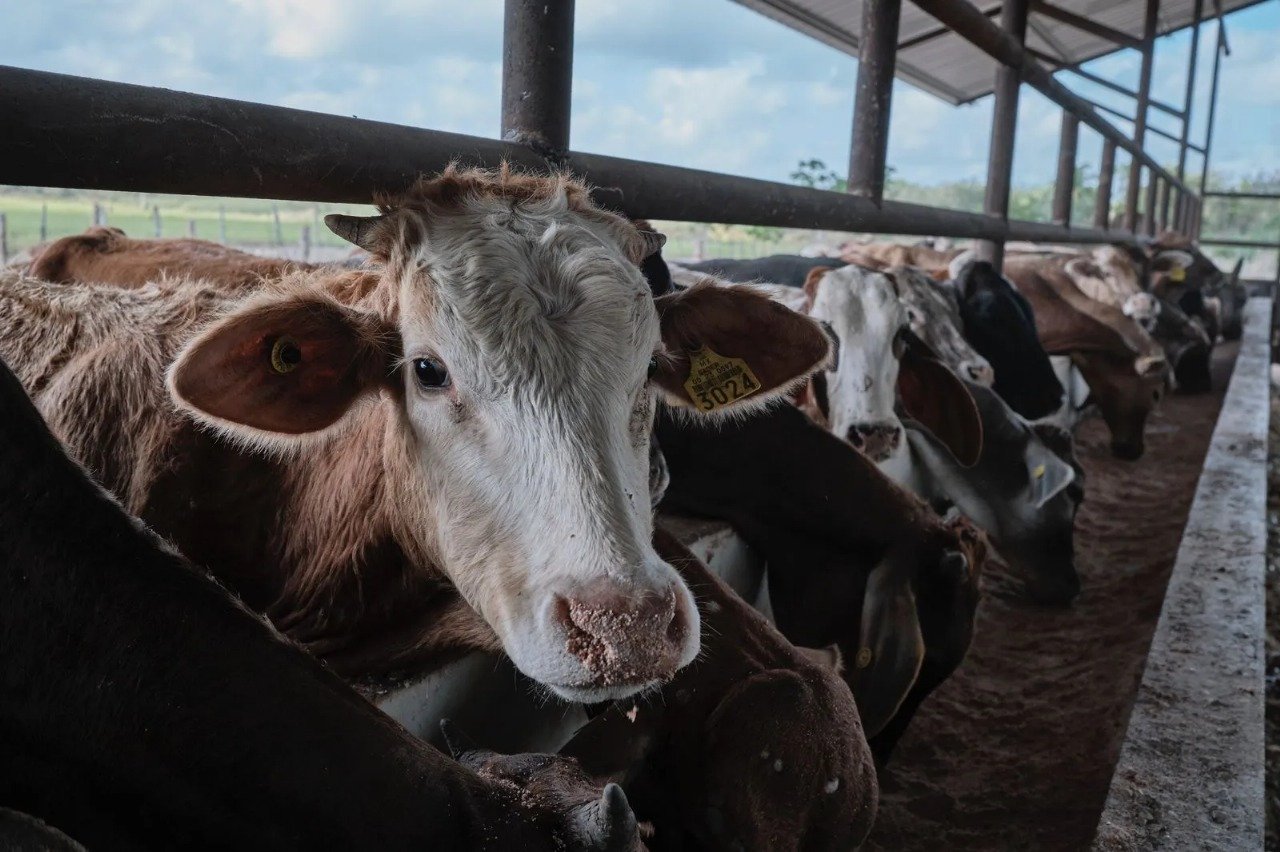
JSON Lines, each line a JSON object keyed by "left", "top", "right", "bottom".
{"left": 3, "top": 0, "right": 1277, "bottom": 190}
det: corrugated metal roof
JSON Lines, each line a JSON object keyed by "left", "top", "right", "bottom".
{"left": 732, "top": 0, "right": 1265, "bottom": 104}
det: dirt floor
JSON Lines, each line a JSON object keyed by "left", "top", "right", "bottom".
{"left": 865, "top": 342, "right": 1240, "bottom": 852}
{"left": 1265, "top": 379, "right": 1280, "bottom": 851}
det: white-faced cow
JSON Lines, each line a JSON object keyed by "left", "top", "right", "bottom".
{"left": 797, "top": 264, "right": 1083, "bottom": 603}
{"left": 2, "top": 166, "right": 832, "bottom": 703}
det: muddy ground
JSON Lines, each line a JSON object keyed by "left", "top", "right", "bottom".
{"left": 866, "top": 342, "right": 1240, "bottom": 852}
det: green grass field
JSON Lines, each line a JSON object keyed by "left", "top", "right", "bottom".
{"left": 0, "top": 189, "right": 378, "bottom": 255}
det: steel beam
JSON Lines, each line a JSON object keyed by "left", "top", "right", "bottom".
{"left": 976, "top": 0, "right": 1030, "bottom": 267}
{"left": 1198, "top": 22, "right": 1226, "bottom": 238}
{"left": 1030, "top": 0, "right": 1142, "bottom": 49}
{"left": 1053, "top": 111, "right": 1079, "bottom": 226}
{"left": 1144, "top": 168, "right": 1160, "bottom": 236}
{"left": 910, "top": 0, "right": 1192, "bottom": 197}
{"left": 1095, "top": 139, "right": 1116, "bottom": 229}
{"left": 848, "top": 0, "right": 902, "bottom": 203}
{"left": 1204, "top": 191, "right": 1280, "bottom": 200}
{"left": 501, "top": 0, "right": 575, "bottom": 157}
{"left": 1158, "top": 176, "right": 1171, "bottom": 231}
{"left": 1177, "top": 0, "right": 1205, "bottom": 182}
{"left": 1124, "top": 0, "right": 1159, "bottom": 232}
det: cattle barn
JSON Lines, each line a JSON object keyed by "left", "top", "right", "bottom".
{"left": 0, "top": 0, "right": 1276, "bottom": 848}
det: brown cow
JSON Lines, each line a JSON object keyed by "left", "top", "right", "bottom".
{"left": 0, "top": 165, "right": 833, "bottom": 703}
{"left": 656, "top": 403, "right": 987, "bottom": 764}
{"left": 1, "top": 350, "right": 642, "bottom": 851}
{"left": 1003, "top": 253, "right": 1168, "bottom": 459}
{"left": 27, "top": 226, "right": 317, "bottom": 289}
{"left": 555, "top": 526, "right": 879, "bottom": 851}
{"left": 840, "top": 242, "right": 961, "bottom": 278}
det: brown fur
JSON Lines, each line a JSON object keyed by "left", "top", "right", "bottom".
{"left": 28, "top": 227, "right": 316, "bottom": 290}
{"left": 1003, "top": 255, "right": 1167, "bottom": 458}
{"left": 841, "top": 243, "right": 960, "bottom": 276}
{"left": 562, "top": 528, "right": 879, "bottom": 851}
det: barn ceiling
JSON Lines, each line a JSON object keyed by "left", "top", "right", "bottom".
{"left": 731, "top": 0, "right": 1265, "bottom": 104}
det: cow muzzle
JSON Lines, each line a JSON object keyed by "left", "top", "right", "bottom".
{"left": 548, "top": 579, "right": 697, "bottom": 701}
{"left": 846, "top": 422, "right": 902, "bottom": 462}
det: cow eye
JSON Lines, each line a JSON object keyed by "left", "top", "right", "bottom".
{"left": 413, "top": 357, "right": 450, "bottom": 390}
{"left": 647, "top": 357, "right": 659, "bottom": 379}
{"left": 892, "top": 327, "right": 909, "bottom": 360}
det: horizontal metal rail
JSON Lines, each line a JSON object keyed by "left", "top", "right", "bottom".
{"left": 911, "top": 0, "right": 1194, "bottom": 197}
{"left": 1199, "top": 237, "right": 1280, "bottom": 250}
{"left": 0, "top": 65, "right": 1141, "bottom": 245}
{"left": 1203, "top": 191, "right": 1280, "bottom": 200}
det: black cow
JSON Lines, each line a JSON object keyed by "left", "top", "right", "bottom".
{"left": 0, "top": 357, "right": 637, "bottom": 852}
{"left": 655, "top": 403, "right": 985, "bottom": 765}
{"left": 682, "top": 254, "right": 848, "bottom": 287}
{"left": 951, "top": 260, "right": 1065, "bottom": 420}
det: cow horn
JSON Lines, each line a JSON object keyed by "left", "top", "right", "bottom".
{"left": 570, "top": 783, "right": 639, "bottom": 851}
{"left": 438, "top": 718, "right": 481, "bottom": 760}
{"left": 324, "top": 214, "right": 386, "bottom": 253}
{"left": 1229, "top": 257, "right": 1243, "bottom": 287}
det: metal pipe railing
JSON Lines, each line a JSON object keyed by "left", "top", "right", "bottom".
{"left": 0, "top": 65, "right": 1138, "bottom": 246}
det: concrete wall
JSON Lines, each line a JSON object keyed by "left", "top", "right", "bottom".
{"left": 1093, "top": 298, "right": 1271, "bottom": 850}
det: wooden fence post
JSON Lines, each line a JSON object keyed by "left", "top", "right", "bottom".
{"left": 92, "top": 202, "right": 106, "bottom": 227}
{"left": 39, "top": 204, "right": 48, "bottom": 241}
{"left": 152, "top": 205, "right": 162, "bottom": 237}
{"left": 272, "top": 204, "right": 283, "bottom": 246}
{"left": 300, "top": 225, "right": 311, "bottom": 261}
{"left": 187, "top": 219, "right": 197, "bottom": 238}
{"left": 219, "top": 205, "right": 227, "bottom": 243}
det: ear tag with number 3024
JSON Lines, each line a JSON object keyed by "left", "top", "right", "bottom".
{"left": 683, "top": 346, "right": 762, "bottom": 411}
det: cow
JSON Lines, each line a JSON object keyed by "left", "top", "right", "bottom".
{"left": 839, "top": 242, "right": 961, "bottom": 275}
{"left": 27, "top": 226, "right": 318, "bottom": 289}
{"left": 654, "top": 402, "right": 986, "bottom": 765}
{"left": 947, "top": 259, "right": 1065, "bottom": 420}
{"left": 680, "top": 254, "right": 848, "bottom": 288}
{"left": 799, "top": 264, "right": 1082, "bottom": 603}
{"left": 885, "top": 264, "right": 995, "bottom": 387}
{"left": 0, "top": 352, "right": 641, "bottom": 852}
{"left": 559, "top": 524, "right": 880, "bottom": 850}
{"left": 1, "top": 165, "right": 833, "bottom": 703}
{"left": 1149, "top": 230, "right": 1245, "bottom": 340}
{"left": 1014, "top": 248, "right": 1214, "bottom": 395}
{"left": 1002, "top": 253, "right": 1168, "bottom": 460}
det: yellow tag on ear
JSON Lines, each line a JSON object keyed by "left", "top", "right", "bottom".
{"left": 682, "top": 346, "right": 762, "bottom": 411}
{"left": 1033, "top": 464, "right": 1046, "bottom": 479}
{"left": 855, "top": 647, "right": 874, "bottom": 669}
{"left": 1170, "top": 266, "right": 1186, "bottom": 282}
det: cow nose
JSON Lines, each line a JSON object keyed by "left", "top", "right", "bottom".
{"left": 846, "top": 423, "right": 901, "bottom": 461}
{"left": 554, "top": 582, "right": 689, "bottom": 686}
{"left": 844, "top": 426, "right": 866, "bottom": 449}
{"left": 964, "top": 361, "right": 995, "bottom": 386}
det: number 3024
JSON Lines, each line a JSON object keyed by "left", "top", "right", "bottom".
{"left": 696, "top": 373, "right": 758, "bottom": 410}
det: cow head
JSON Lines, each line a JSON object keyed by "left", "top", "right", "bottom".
{"left": 889, "top": 265, "right": 995, "bottom": 387}
{"left": 1071, "top": 350, "right": 1166, "bottom": 460}
{"left": 803, "top": 265, "right": 982, "bottom": 472}
{"left": 167, "top": 167, "right": 831, "bottom": 702}
{"left": 951, "top": 260, "right": 1064, "bottom": 421}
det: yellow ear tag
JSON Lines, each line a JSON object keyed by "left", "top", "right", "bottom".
{"left": 855, "top": 647, "right": 874, "bottom": 669}
{"left": 1033, "top": 463, "right": 1046, "bottom": 479}
{"left": 1169, "top": 266, "right": 1186, "bottom": 282}
{"left": 682, "top": 346, "right": 762, "bottom": 412}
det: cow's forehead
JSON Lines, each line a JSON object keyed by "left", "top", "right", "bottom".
{"left": 394, "top": 206, "right": 657, "bottom": 390}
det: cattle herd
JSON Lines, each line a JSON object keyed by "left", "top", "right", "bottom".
{"left": 0, "top": 165, "right": 1247, "bottom": 850}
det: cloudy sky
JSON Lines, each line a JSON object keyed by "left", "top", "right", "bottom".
{"left": 4, "top": 0, "right": 1277, "bottom": 189}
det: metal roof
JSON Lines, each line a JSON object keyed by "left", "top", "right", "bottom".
{"left": 731, "top": 0, "right": 1265, "bottom": 104}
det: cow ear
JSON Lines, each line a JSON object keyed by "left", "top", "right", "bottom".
{"left": 168, "top": 291, "right": 398, "bottom": 442}
{"left": 896, "top": 331, "right": 984, "bottom": 467}
{"left": 1151, "top": 249, "right": 1194, "bottom": 274}
{"left": 652, "top": 281, "right": 831, "bottom": 416}
{"left": 852, "top": 561, "right": 925, "bottom": 738}
{"left": 802, "top": 265, "right": 835, "bottom": 312}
